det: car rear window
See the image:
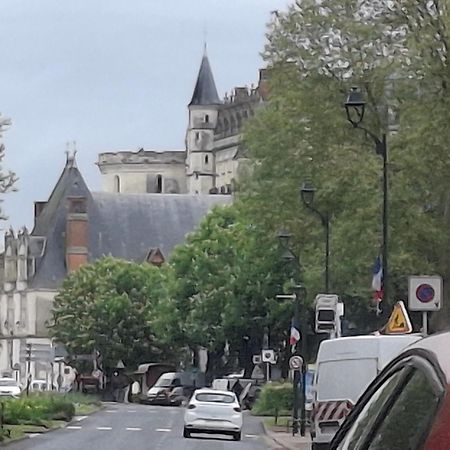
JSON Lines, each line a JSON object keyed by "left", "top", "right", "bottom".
{"left": 195, "top": 393, "right": 235, "bottom": 403}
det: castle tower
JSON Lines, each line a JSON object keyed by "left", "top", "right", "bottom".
{"left": 186, "top": 50, "right": 221, "bottom": 194}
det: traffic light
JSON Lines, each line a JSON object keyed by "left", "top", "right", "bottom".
{"left": 315, "top": 294, "right": 340, "bottom": 336}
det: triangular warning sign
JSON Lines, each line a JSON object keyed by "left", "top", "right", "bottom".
{"left": 383, "top": 301, "right": 413, "bottom": 335}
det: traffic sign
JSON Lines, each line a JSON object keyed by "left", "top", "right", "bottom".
{"left": 261, "top": 350, "right": 276, "bottom": 364}
{"left": 408, "top": 276, "right": 442, "bottom": 311}
{"left": 384, "top": 301, "right": 413, "bottom": 334}
{"left": 289, "top": 355, "right": 304, "bottom": 371}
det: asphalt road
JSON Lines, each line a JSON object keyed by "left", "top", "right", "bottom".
{"left": 7, "top": 403, "right": 269, "bottom": 450}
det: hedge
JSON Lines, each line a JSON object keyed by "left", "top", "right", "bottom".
{"left": 252, "top": 382, "right": 293, "bottom": 418}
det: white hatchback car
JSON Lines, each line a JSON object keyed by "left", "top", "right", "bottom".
{"left": 183, "top": 388, "right": 243, "bottom": 441}
{"left": 0, "top": 378, "right": 21, "bottom": 397}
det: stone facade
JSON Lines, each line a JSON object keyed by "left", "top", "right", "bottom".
{"left": 97, "top": 54, "right": 268, "bottom": 195}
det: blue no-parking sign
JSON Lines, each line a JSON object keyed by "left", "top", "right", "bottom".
{"left": 408, "top": 276, "right": 442, "bottom": 311}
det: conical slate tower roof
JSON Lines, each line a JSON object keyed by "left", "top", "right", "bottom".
{"left": 189, "top": 53, "right": 221, "bottom": 106}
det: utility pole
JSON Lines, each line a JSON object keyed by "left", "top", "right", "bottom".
{"left": 25, "top": 344, "right": 32, "bottom": 396}
{"left": 294, "top": 284, "right": 307, "bottom": 436}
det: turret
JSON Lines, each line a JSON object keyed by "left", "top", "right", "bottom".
{"left": 186, "top": 50, "right": 221, "bottom": 194}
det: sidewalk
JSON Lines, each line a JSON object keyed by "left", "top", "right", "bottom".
{"left": 262, "top": 421, "right": 312, "bottom": 450}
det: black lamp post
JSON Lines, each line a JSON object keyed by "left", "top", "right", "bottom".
{"left": 345, "top": 87, "right": 388, "bottom": 309}
{"left": 300, "top": 182, "right": 330, "bottom": 293}
{"left": 277, "top": 229, "right": 307, "bottom": 437}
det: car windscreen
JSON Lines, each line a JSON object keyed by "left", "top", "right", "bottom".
{"left": 154, "top": 377, "right": 172, "bottom": 387}
{"left": 0, "top": 380, "right": 17, "bottom": 387}
{"left": 195, "top": 393, "right": 235, "bottom": 403}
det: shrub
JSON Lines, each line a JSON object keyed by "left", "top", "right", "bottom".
{"left": 1, "top": 393, "right": 75, "bottom": 425}
{"left": 252, "top": 382, "right": 293, "bottom": 418}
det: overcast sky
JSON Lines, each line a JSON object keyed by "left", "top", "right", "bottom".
{"left": 0, "top": 0, "right": 288, "bottom": 229}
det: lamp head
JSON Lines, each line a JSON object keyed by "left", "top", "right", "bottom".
{"left": 300, "top": 182, "right": 316, "bottom": 207}
{"left": 277, "top": 228, "right": 292, "bottom": 248}
{"left": 345, "top": 86, "right": 365, "bottom": 127}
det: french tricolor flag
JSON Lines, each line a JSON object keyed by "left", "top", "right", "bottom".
{"left": 372, "top": 256, "right": 383, "bottom": 302}
{"left": 290, "top": 319, "right": 301, "bottom": 347}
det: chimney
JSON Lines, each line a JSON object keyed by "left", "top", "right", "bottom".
{"left": 258, "top": 68, "right": 270, "bottom": 100}
{"left": 66, "top": 197, "right": 88, "bottom": 273}
{"left": 34, "top": 201, "right": 47, "bottom": 221}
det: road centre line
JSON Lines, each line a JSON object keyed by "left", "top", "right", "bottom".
{"left": 96, "top": 427, "right": 112, "bottom": 430}
{"left": 126, "top": 427, "right": 142, "bottom": 431}
{"left": 67, "top": 426, "right": 82, "bottom": 430}
{"left": 156, "top": 428, "right": 171, "bottom": 432}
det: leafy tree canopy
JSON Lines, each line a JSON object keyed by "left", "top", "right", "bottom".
{"left": 51, "top": 257, "right": 175, "bottom": 370}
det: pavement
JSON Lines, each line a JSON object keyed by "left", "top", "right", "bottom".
{"left": 5, "top": 402, "right": 270, "bottom": 450}
{"left": 261, "top": 422, "right": 312, "bottom": 450}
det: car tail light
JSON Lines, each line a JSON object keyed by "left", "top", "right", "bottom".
{"left": 188, "top": 404, "right": 196, "bottom": 409}
{"left": 233, "top": 407, "right": 241, "bottom": 412}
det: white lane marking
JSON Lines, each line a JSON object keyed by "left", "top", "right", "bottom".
{"left": 127, "top": 410, "right": 137, "bottom": 413}
{"left": 29, "top": 433, "right": 41, "bottom": 438}
{"left": 96, "top": 427, "right": 112, "bottom": 430}
{"left": 156, "top": 428, "right": 171, "bottom": 432}
{"left": 106, "top": 410, "right": 118, "bottom": 413}
{"left": 67, "top": 426, "right": 82, "bottom": 430}
{"left": 245, "top": 434, "right": 259, "bottom": 438}
{"left": 73, "top": 415, "right": 88, "bottom": 421}
{"left": 126, "top": 427, "right": 142, "bottom": 431}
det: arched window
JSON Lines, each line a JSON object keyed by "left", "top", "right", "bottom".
{"left": 205, "top": 155, "right": 209, "bottom": 164}
{"left": 195, "top": 132, "right": 200, "bottom": 141}
{"left": 204, "top": 114, "right": 209, "bottom": 123}
{"left": 156, "top": 175, "right": 162, "bottom": 193}
{"left": 114, "top": 175, "right": 120, "bottom": 193}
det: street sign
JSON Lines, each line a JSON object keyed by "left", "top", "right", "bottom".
{"left": 261, "top": 350, "right": 276, "bottom": 364}
{"left": 384, "top": 301, "right": 413, "bottom": 334}
{"left": 408, "top": 276, "right": 442, "bottom": 311}
{"left": 252, "top": 354, "right": 262, "bottom": 364}
{"left": 289, "top": 356, "right": 304, "bottom": 371}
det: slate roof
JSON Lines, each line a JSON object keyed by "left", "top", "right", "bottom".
{"left": 189, "top": 53, "right": 221, "bottom": 106}
{"left": 30, "top": 160, "right": 232, "bottom": 289}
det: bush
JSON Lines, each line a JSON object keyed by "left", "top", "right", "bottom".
{"left": 1, "top": 393, "right": 75, "bottom": 425}
{"left": 252, "top": 382, "right": 293, "bottom": 418}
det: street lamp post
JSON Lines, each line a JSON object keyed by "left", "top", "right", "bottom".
{"left": 345, "top": 87, "right": 389, "bottom": 308}
{"left": 300, "top": 182, "right": 330, "bottom": 293}
{"left": 277, "top": 229, "right": 307, "bottom": 437}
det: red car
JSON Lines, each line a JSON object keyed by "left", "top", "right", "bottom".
{"left": 330, "top": 331, "right": 450, "bottom": 450}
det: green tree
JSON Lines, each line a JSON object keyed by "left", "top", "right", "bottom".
{"left": 168, "top": 204, "right": 291, "bottom": 378}
{"left": 240, "top": 0, "right": 450, "bottom": 329}
{"left": 51, "top": 257, "right": 175, "bottom": 370}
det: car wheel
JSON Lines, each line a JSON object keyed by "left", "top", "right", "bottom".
{"left": 183, "top": 427, "right": 191, "bottom": 438}
{"left": 233, "top": 431, "right": 241, "bottom": 441}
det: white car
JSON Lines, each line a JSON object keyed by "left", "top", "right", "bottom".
{"left": 0, "top": 378, "right": 21, "bottom": 397}
{"left": 183, "top": 388, "right": 243, "bottom": 441}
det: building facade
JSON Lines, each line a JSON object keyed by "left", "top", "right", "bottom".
{"left": 97, "top": 52, "right": 268, "bottom": 196}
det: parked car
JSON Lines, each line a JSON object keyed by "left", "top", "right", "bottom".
{"left": 183, "top": 388, "right": 243, "bottom": 441}
{"left": 330, "top": 331, "right": 450, "bottom": 450}
{"left": 145, "top": 372, "right": 201, "bottom": 406}
{"left": 311, "top": 334, "right": 422, "bottom": 449}
{"left": 0, "top": 378, "right": 21, "bottom": 397}
{"left": 30, "top": 379, "right": 57, "bottom": 392}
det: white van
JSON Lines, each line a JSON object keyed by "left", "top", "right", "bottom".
{"left": 311, "top": 334, "right": 422, "bottom": 450}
